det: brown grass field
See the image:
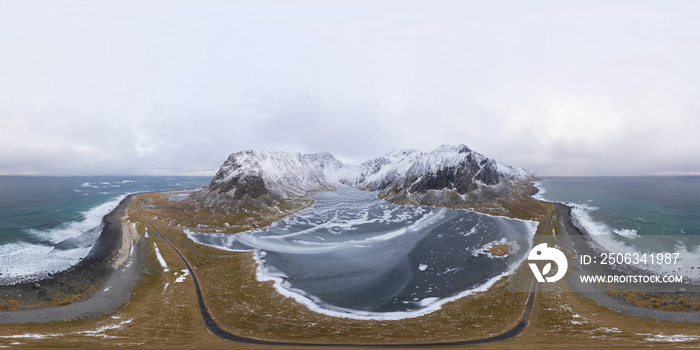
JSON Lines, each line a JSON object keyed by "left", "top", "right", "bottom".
{"left": 1, "top": 187, "right": 699, "bottom": 349}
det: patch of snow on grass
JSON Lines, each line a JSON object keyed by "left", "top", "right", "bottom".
{"left": 153, "top": 243, "right": 169, "bottom": 272}
{"left": 0, "top": 333, "right": 61, "bottom": 340}
{"left": 77, "top": 319, "right": 133, "bottom": 338}
{"left": 598, "top": 327, "right": 622, "bottom": 333}
{"left": 644, "top": 334, "right": 700, "bottom": 342}
{"left": 175, "top": 269, "right": 189, "bottom": 283}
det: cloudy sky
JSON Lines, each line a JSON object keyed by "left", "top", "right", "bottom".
{"left": 1, "top": 0, "right": 699, "bottom": 176}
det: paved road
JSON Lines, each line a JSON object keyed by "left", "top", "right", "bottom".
{"left": 141, "top": 212, "right": 537, "bottom": 347}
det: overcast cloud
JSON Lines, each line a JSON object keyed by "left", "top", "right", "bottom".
{"left": 1, "top": 0, "right": 699, "bottom": 176}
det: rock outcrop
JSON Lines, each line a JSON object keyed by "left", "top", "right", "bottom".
{"left": 195, "top": 145, "right": 536, "bottom": 208}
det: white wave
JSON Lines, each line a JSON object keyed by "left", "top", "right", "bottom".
{"left": 27, "top": 195, "right": 126, "bottom": 244}
{"left": 531, "top": 181, "right": 548, "bottom": 202}
{"left": 0, "top": 244, "right": 92, "bottom": 284}
{"left": 0, "top": 195, "right": 127, "bottom": 284}
{"left": 613, "top": 228, "right": 638, "bottom": 237}
{"left": 0, "top": 243, "right": 35, "bottom": 257}
{"left": 570, "top": 202, "right": 700, "bottom": 282}
{"left": 530, "top": 180, "right": 699, "bottom": 283}
{"left": 570, "top": 203, "right": 608, "bottom": 236}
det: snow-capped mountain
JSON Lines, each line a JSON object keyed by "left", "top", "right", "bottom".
{"left": 197, "top": 145, "right": 536, "bottom": 206}
{"left": 360, "top": 145, "right": 535, "bottom": 203}
{"left": 201, "top": 150, "right": 350, "bottom": 203}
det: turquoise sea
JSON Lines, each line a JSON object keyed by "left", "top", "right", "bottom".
{"left": 534, "top": 176, "right": 700, "bottom": 282}
{"left": 0, "top": 176, "right": 210, "bottom": 284}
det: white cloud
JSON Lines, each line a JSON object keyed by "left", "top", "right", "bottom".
{"left": 1, "top": 0, "right": 699, "bottom": 176}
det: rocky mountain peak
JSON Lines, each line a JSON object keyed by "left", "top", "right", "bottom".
{"left": 196, "top": 145, "right": 536, "bottom": 207}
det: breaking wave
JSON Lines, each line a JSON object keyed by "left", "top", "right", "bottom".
{"left": 533, "top": 180, "right": 700, "bottom": 283}
{"left": 0, "top": 196, "right": 125, "bottom": 285}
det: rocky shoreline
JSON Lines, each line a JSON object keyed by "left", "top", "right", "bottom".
{"left": 554, "top": 202, "right": 700, "bottom": 323}
{"left": 0, "top": 195, "right": 144, "bottom": 323}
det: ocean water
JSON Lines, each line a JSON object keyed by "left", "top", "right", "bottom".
{"left": 534, "top": 176, "right": 700, "bottom": 282}
{"left": 187, "top": 187, "right": 538, "bottom": 319}
{"left": 0, "top": 176, "right": 210, "bottom": 284}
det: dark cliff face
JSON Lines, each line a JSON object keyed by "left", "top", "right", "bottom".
{"left": 207, "top": 174, "right": 269, "bottom": 201}
{"left": 367, "top": 145, "right": 509, "bottom": 200}
{"left": 207, "top": 154, "right": 269, "bottom": 200}
{"left": 383, "top": 158, "right": 501, "bottom": 196}
{"left": 195, "top": 150, "right": 349, "bottom": 207}
{"left": 194, "top": 152, "right": 273, "bottom": 206}
{"left": 195, "top": 145, "right": 535, "bottom": 208}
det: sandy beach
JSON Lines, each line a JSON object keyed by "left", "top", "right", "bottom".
{"left": 0, "top": 195, "right": 144, "bottom": 323}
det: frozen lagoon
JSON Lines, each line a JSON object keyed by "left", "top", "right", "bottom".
{"left": 187, "top": 187, "right": 537, "bottom": 319}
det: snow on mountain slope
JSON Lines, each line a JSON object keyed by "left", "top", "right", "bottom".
{"left": 197, "top": 145, "right": 536, "bottom": 206}
{"left": 360, "top": 145, "right": 537, "bottom": 205}
{"left": 203, "top": 150, "right": 356, "bottom": 203}
{"left": 358, "top": 149, "right": 422, "bottom": 191}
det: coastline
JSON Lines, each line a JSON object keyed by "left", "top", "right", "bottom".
{"left": 184, "top": 186, "right": 540, "bottom": 321}
{"left": 0, "top": 194, "right": 144, "bottom": 323}
{"left": 554, "top": 202, "right": 700, "bottom": 323}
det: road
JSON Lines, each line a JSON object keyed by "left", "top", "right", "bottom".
{"left": 141, "top": 212, "right": 537, "bottom": 347}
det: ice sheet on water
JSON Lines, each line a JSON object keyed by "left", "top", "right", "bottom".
{"left": 188, "top": 187, "right": 538, "bottom": 319}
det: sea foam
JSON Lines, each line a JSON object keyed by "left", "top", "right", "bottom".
{"left": 536, "top": 179, "right": 700, "bottom": 283}
{"left": 0, "top": 195, "right": 126, "bottom": 284}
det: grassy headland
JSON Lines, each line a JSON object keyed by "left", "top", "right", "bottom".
{"left": 1, "top": 186, "right": 699, "bottom": 348}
